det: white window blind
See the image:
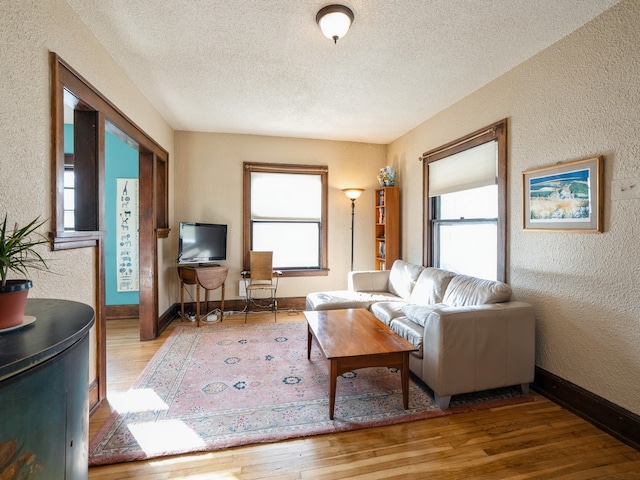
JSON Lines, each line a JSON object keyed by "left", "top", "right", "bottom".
{"left": 251, "top": 172, "right": 321, "bottom": 221}
{"left": 428, "top": 140, "right": 497, "bottom": 197}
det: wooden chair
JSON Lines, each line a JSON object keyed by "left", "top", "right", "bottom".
{"left": 241, "top": 251, "right": 282, "bottom": 322}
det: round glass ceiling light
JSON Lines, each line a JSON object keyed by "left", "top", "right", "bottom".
{"left": 316, "top": 5, "right": 354, "bottom": 44}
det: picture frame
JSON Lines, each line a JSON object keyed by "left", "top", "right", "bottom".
{"left": 522, "top": 156, "right": 603, "bottom": 232}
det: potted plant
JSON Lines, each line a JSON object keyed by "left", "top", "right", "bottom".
{"left": 0, "top": 215, "right": 50, "bottom": 330}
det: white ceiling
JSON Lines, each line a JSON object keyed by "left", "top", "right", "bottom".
{"left": 65, "top": 0, "right": 620, "bottom": 144}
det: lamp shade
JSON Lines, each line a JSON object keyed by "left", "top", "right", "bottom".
{"left": 343, "top": 188, "right": 364, "bottom": 200}
{"left": 316, "top": 5, "right": 354, "bottom": 43}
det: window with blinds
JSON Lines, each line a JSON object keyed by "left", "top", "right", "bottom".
{"left": 423, "top": 120, "right": 507, "bottom": 282}
{"left": 428, "top": 140, "right": 497, "bottom": 197}
{"left": 244, "top": 163, "right": 328, "bottom": 273}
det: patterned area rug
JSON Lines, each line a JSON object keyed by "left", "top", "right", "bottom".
{"left": 89, "top": 321, "right": 533, "bottom": 466}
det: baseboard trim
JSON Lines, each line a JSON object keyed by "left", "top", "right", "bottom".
{"left": 533, "top": 366, "right": 640, "bottom": 451}
{"left": 158, "top": 305, "right": 175, "bottom": 334}
{"left": 88, "top": 380, "right": 99, "bottom": 414}
{"left": 105, "top": 304, "right": 139, "bottom": 320}
{"left": 174, "top": 297, "right": 307, "bottom": 319}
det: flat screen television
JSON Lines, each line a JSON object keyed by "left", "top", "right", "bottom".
{"left": 178, "top": 222, "right": 227, "bottom": 265}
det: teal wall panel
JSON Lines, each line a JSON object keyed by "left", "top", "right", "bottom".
{"left": 105, "top": 133, "right": 139, "bottom": 305}
{"left": 65, "top": 124, "right": 139, "bottom": 306}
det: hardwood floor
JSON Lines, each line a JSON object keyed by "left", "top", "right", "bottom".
{"left": 88, "top": 312, "right": 640, "bottom": 479}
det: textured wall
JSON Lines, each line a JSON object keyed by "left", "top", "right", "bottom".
{"left": 0, "top": 1, "right": 174, "bottom": 383}
{"left": 174, "top": 131, "right": 387, "bottom": 301}
{"left": 388, "top": 0, "right": 640, "bottom": 414}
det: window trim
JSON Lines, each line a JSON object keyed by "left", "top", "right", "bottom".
{"left": 422, "top": 119, "right": 507, "bottom": 282}
{"left": 243, "top": 162, "right": 329, "bottom": 277}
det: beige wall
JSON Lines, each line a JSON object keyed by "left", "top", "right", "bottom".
{"left": 173, "top": 131, "right": 387, "bottom": 302}
{"left": 0, "top": 1, "right": 175, "bottom": 384}
{"left": 388, "top": 0, "right": 640, "bottom": 414}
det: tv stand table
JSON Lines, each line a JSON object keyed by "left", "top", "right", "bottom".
{"left": 178, "top": 264, "right": 228, "bottom": 327}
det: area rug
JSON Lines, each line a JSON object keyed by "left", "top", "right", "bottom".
{"left": 89, "top": 321, "right": 533, "bottom": 466}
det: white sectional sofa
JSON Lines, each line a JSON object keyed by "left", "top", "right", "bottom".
{"left": 305, "top": 260, "right": 536, "bottom": 408}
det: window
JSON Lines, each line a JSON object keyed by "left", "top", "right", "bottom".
{"left": 422, "top": 120, "right": 507, "bottom": 282}
{"left": 433, "top": 184, "right": 498, "bottom": 280}
{"left": 243, "top": 163, "right": 328, "bottom": 276}
{"left": 63, "top": 164, "right": 75, "bottom": 230}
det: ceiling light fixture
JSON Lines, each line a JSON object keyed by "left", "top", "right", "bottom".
{"left": 316, "top": 4, "right": 354, "bottom": 44}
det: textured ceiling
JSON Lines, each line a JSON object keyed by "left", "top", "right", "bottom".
{"left": 64, "top": 0, "right": 620, "bottom": 144}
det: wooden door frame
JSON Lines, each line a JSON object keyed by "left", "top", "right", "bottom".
{"left": 51, "top": 53, "right": 169, "bottom": 409}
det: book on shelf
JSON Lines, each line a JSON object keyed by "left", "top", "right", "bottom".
{"left": 378, "top": 241, "right": 385, "bottom": 258}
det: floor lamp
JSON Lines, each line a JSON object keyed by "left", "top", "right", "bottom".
{"left": 342, "top": 188, "right": 364, "bottom": 271}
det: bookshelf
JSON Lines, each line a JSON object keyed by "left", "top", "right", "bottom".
{"left": 375, "top": 186, "right": 399, "bottom": 270}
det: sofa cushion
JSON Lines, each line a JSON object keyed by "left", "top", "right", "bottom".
{"left": 389, "top": 317, "right": 424, "bottom": 358}
{"left": 370, "top": 301, "right": 408, "bottom": 326}
{"left": 305, "top": 290, "right": 401, "bottom": 311}
{"left": 388, "top": 260, "right": 425, "bottom": 299}
{"left": 401, "top": 303, "right": 443, "bottom": 328}
{"left": 348, "top": 269, "right": 391, "bottom": 292}
{"left": 409, "top": 267, "right": 455, "bottom": 305}
{"left": 442, "top": 275, "right": 512, "bottom": 307}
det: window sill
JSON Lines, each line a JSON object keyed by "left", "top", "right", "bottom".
{"left": 50, "top": 231, "right": 106, "bottom": 250}
{"left": 274, "top": 269, "right": 329, "bottom": 278}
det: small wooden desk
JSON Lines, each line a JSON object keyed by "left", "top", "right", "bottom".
{"left": 178, "top": 264, "right": 228, "bottom": 327}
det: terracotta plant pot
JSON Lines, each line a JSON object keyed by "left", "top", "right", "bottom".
{"left": 0, "top": 280, "right": 32, "bottom": 329}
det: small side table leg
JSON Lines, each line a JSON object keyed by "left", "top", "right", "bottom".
{"left": 204, "top": 289, "right": 210, "bottom": 320}
{"left": 220, "top": 283, "right": 225, "bottom": 322}
{"left": 196, "top": 284, "right": 201, "bottom": 328}
{"left": 180, "top": 281, "right": 185, "bottom": 322}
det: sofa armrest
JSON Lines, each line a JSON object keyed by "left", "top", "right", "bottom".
{"left": 348, "top": 270, "right": 391, "bottom": 292}
{"left": 422, "top": 301, "right": 535, "bottom": 397}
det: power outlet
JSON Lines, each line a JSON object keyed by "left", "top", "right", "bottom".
{"left": 238, "top": 280, "right": 247, "bottom": 297}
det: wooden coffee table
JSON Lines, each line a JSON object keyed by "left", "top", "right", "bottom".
{"left": 304, "top": 308, "right": 418, "bottom": 420}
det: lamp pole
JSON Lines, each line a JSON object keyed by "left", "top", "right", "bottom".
{"left": 342, "top": 188, "right": 364, "bottom": 272}
{"left": 349, "top": 197, "right": 356, "bottom": 271}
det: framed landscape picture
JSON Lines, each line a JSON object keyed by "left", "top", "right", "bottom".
{"left": 522, "top": 156, "right": 603, "bottom": 232}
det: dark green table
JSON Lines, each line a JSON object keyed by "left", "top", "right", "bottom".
{"left": 0, "top": 298, "right": 95, "bottom": 479}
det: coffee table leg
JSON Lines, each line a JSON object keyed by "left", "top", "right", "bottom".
{"left": 402, "top": 353, "right": 410, "bottom": 409}
{"left": 307, "top": 326, "right": 312, "bottom": 360}
{"left": 329, "top": 360, "right": 337, "bottom": 420}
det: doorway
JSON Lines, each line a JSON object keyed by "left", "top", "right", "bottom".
{"left": 52, "top": 53, "right": 169, "bottom": 407}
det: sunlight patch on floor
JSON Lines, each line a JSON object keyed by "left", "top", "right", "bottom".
{"left": 128, "top": 419, "right": 205, "bottom": 456}
{"left": 107, "top": 388, "right": 168, "bottom": 413}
